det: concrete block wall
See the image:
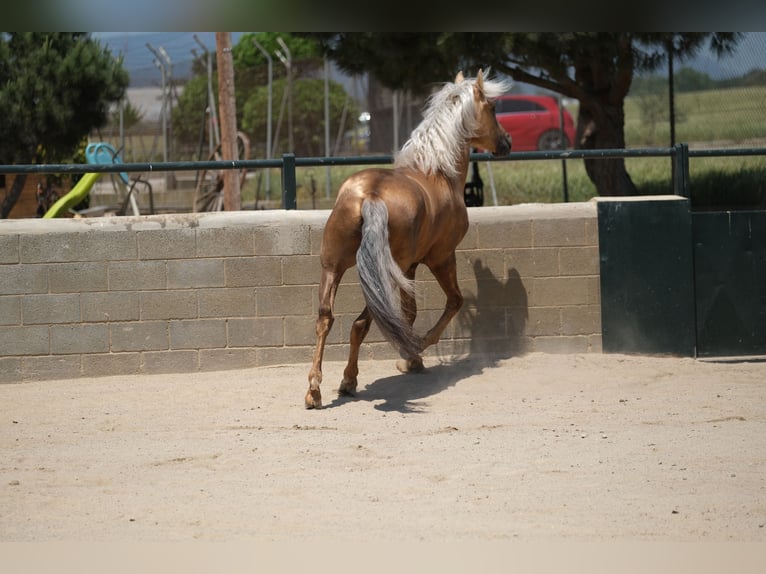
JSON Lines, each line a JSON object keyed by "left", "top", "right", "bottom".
{"left": 0, "top": 203, "right": 600, "bottom": 382}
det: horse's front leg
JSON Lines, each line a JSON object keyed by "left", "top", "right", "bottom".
{"left": 339, "top": 307, "right": 372, "bottom": 396}
{"left": 421, "top": 254, "right": 463, "bottom": 350}
{"left": 306, "top": 268, "right": 342, "bottom": 409}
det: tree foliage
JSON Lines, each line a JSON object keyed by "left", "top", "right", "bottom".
{"left": 233, "top": 32, "right": 321, "bottom": 71}
{"left": 109, "top": 99, "right": 145, "bottom": 130}
{"left": 172, "top": 73, "right": 212, "bottom": 148}
{"left": 241, "top": 77, "right": 357, "bottom": 157}
{"left": 309, "top": 33, "right": 742, "bottom": 196}
{"left": 175, "top": 33, "right": 352, "bottom": 159}
{"left": 305, "top": 33, "right": 458, "bottom": 95}
{"left": 0, "top": 33, "right": 128, "bottom": 164}
{"left": 0, "top": 32, "right": 128, "bottom": 217}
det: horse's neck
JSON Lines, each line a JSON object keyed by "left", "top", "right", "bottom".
{"left": 449, "top": 147, "right": 472, "bottom": 188}
{"left": 428, "top": 148, "right": 471, "bottom": 207}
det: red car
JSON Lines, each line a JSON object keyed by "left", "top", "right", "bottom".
{"left": 494, "top": 94, "right": 577, "bottom": 151}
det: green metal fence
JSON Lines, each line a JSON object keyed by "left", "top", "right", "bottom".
{"left": 3, "top": 143, "right": 765, "bottom": 210}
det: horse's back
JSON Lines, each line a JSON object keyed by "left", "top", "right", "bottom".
{"left": 328, "top": 166, "right": 426, "bottom": 232}
{"left": 325, "top": 165, "right": 469, "bottom": 273}
{"left": 333, "top": 167, "right": 426, "bottom": 205}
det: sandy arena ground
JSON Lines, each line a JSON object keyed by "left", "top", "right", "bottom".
{"left": 1, "top": 352, "right": 765, "bottom": 543}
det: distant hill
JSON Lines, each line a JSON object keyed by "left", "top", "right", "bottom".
{"left": 650, "top": 32, "right": 766, "bottom": 81}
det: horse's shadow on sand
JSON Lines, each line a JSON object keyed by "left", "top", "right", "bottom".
{"left": 324, "top": 259, "right": 529, "bottom": 413}
{"left": 350, "top": 357, "right": 494, "bottom": 413}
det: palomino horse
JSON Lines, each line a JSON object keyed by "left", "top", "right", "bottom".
{"left": 305, "top": 70, "right": 512, "bottom": 409}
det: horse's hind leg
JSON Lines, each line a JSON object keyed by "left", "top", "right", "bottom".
{"left": 306, "top": 268, "right": 342, "bottom": 409}
{"left": 397, "top": 264, "right": 425, "bottom": 373}
{"left": 339, "top": 307, "right": 372, "bottom": 396}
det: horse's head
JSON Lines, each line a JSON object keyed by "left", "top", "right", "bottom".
{"left": 462, "top": 70, "right": 512, "bottom": 157}
{"left": 395, "top": 70, "right": 512, "bottom": 180}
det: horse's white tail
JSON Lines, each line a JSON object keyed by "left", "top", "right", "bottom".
{"left": 357, "top": 199, "right": 422, "bottom": 359}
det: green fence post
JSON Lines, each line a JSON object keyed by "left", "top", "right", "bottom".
{"left": 672, "top": 143, "right": 689, "bottom": 198}
{"left": 282, "top": 153, "right": 297, "bottom": 209}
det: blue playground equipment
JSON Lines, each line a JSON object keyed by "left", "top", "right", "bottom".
{"left": 44, "top": 143, "right": 153, "bottom": 218}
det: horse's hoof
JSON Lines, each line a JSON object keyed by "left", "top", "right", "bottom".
{"left": 338, "top": 378, "right": 357, "bottom": 397}
{"left": 396, "top": 357, "right": 425, "bottom": 374}
{"left": 305, "top": 389, "right": 322, "bottom": 409}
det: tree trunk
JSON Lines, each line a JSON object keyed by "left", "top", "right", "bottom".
{"left": 216, "top": 32, "right": 241, "bottom": 211}
{"left": 0, "top": 174, "right": 26, "bottom": 218}
{"left": 578, "top": 97, "right": 638, "bottom": 197}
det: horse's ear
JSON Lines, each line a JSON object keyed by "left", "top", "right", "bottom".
{"left": 474, "top": 69, "right": 485, "bottom": 97}
{"left": 476, "top": 69, "right": 485, "bottom": 89}
{"left": 455, "top": 71, "right": 465, "bottom": 84}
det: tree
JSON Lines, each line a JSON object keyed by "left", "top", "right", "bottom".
{"left": 311, "top": 33, "right": 741, "bottom": 196}
{"left": 241, "top": 77, "right": 357, "bottom": 157}
{"left": 674, "top": 67, "right": 716, "bottom": 92}
{"left": 172, "top": 74, "right": 211, "bottom": 149}
{"left": 233, "top": 32, "right": 322, "bottom": 75}
{"left": 0, "top": 33, "right": 128, "bottom": 217}
{"left": 109, "top": 99, "right": 145, "bottom": 130}
{"left": 173, "top": 32, "right": 325, "bottom": 154}
{"left": 304, "top": 33, "right": 454, "bottom": 96}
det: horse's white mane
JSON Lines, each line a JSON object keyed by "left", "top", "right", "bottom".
{"left": 394, "top": 70, "right": 509, "bottom": 179}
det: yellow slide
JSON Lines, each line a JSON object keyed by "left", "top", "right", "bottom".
{"left": 42, "top": 172, "right": 102, "bottom": 219}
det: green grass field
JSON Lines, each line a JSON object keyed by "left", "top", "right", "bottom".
{"left": 624, "top": 85, "right": 766, "bottom": 147}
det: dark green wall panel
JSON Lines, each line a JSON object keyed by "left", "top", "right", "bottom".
{"left": 693, "top": 210, "right": 766, "bottom": 357}
{"left": 597, "top": 198, "right": 696, "bottom": 356}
